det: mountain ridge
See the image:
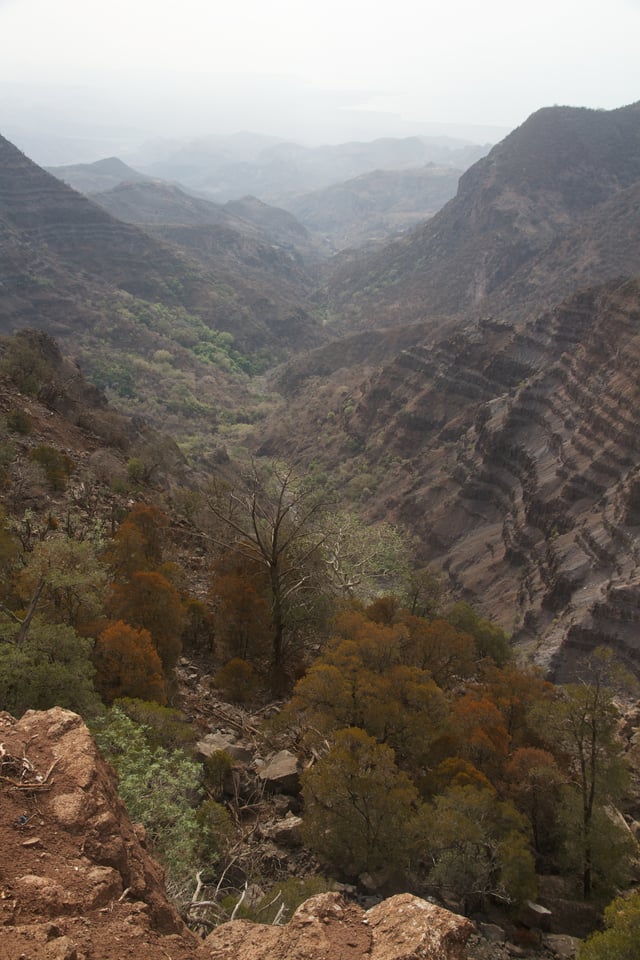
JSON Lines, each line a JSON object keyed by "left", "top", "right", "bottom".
{"left": 325, "top": 102, "right": 640, "bottom": 328}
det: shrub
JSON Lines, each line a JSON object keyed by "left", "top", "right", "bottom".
{"left": 114, "top": 697, "right": 197, "bottom": 752}
{"left": 301, "top": 727, "right": 418, "bottom": 877}
{"left": 28, "top": 445, "right": 73, "bottom": 491}
{"left": 6, "top": 408, "right": 33, "bottom": 434}
{"left": 579, "top": 890, "right": 640, "bottom": 960}
{"left": 215, "top": 658, "right": 259, "bottom": 703}
{"left": 91, "top": 706, "right": 204, "bottom": 887}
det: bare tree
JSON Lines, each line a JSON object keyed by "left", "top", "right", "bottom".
{"left": 208, "top": 460, "right": 331, "bottom": 689}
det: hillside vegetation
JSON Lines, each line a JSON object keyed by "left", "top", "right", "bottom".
{"left": 2, "top": 104, "right": 640, "bottom": 949}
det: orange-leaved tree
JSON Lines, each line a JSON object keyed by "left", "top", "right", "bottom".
{"left": 103, "top": 503, "right": 169, "bottom": 581}
{"left": 94, "top": 620, "right": 167, "bottom": 705}
{"left": 209, "top": 548, "right": 272, "bottom": 662}
{"left": 449, "top": 691, "right": 511, "bottom": 781}
{"left": 106, "top": 570, "right": 186, "bottom": 674}
{"left": 399, "top": 616, "right": 477, "bottom": 688}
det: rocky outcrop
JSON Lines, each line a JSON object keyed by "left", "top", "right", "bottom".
{"left": 0, "top": 707, "right": 204, "bottom": 959}
{"left": 0, "top": 708, "right": 189, "bottom": 930}
{"left": 270, "top": 272, "right": 640, "bottom": 680}
{"left": 200, "top": 892, "right": 475, "bottom": 960}
{"left": 0, "top": 707, "right": 525, "bottom": 960}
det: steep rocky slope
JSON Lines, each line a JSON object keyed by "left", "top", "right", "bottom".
{"left": 0, "top": 133, "right": 325, "bottom": 356}
{"left": 252, "top": 102, "right": 640, "bottom": 678}
{"left": 326, "top": 102, "right": 640, "bottom": 328}
{"left": 0, "top": 707, "right": 506, "bottom": 960}
{"left": 262, "top": 275, "right": 640, "bottom": 680}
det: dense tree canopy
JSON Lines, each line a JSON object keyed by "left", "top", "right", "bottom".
{"left": 301, "top": 727, "right": 418, "bottom": 877}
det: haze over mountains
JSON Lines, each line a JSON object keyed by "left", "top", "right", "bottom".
{"left": 3, "top": 101, "right": 640, "bottom": 680}
{"left": 128, "top": 132, "right": 488, "bottom": 204}
{"left": 47, "top": 131, "right": 487, "bottom": 252}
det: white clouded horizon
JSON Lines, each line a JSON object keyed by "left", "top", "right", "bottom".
{"left": 1, "top": 0, "right": 639, "bottom": 159}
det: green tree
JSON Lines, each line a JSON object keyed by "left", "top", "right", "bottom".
{"left": 0, "top": 617, "right": 99, "bottom": 716}
{"left": 446, "top": 601, "right": 512, "bottom": 666}
{"left": 417, "top": 784, "right": 537, "bottom": 911}
{"left": 28, "top": 445, "right": 73, "bottom": 491}
{"left": 502, "top": 747, "right": 565, "bottom": 859}
{"left": 16, "top": 536, "right": 107, "bottom": 630}
{"left": 301, "top": 727, "right": 418, "bottom": 877}
{"left": 0, "top": 331, "right": 55, "bottom": 395}
{"left": 530, "top": 648, "right": 633, "bottom": 898}
{"left": 322, "top": 510, "right": 410, "bottom": 602}
{"left": 402, "top": 566, "right": 443, "bottom": 620}
{"left": 579, "top": 890, "right": 640, "bottom": 960}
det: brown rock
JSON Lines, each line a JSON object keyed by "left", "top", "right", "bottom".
{"left": 22, "top": 837, "right": 44, "bottom": 848}
{"left": 542, "top": 934, "right": 580, "bottom": 958}
{"left": 367, "top": 894, "right": 475, "bottom": 960}
{"left": 260, "top": 814, "right": 304, "bottom": 847}
{"left": 0, "top": 707, "right": 192, "bottom": 941}
{"left": 44, "top": 935, "right": 78, "bottom": 959}
{"left": 202, "top": 892, "right": 474, "bottom": 960}
{"left": 256, "top": 750, "right": 300, "bottom": 794}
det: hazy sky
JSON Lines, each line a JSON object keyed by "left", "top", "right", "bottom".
{"left": 1, "top": 0, "right": 639, "bottom": 160}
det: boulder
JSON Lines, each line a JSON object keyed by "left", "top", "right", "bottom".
{"left": 256, "top": 749, "right": 300, "bottom": 794}
{"left": 260, "top": 814, "right": 304, "bottom": 847}
{"left": 201, "top": 892, "right": 475, "bottom": 960}
{"left": 542, "top": 934, "right": 580, "bottom": 958}
{"left": 197, "top": 733, "right": 253, "bottom": 763}
{"left": 367, "top": 895, "right": 475, "bottom": 960}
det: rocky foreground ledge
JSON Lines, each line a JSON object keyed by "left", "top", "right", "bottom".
{"left": 0, "top": 708, "right": 578, "bottom": 959}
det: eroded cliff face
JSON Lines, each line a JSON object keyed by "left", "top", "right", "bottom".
{"left": 0, "top": 707, "right": 197, "bottom": 959}
{"left": 256, "top": 267, "right": 640, "bottom": 680}
{"left": 338, "top": 277, "right": 640, "bottom": 679}
{"left": 0, "top": 708, "right": 479, "bottom": 960}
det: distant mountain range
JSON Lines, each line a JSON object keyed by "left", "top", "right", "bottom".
{"left": 127, "top": 132, "right": 489, "bottom": 204}
{"left": 46, "top": 135, "right": 481, "bottom": 252}
{"left": 6, "top": 103, "right": 640, "bottom": 681}
{"left": 326, "top": 103, "right": 640, "bottom": 328}
{"left": 281, "top": 165, "right": 461, "bottom": 251}
{"left": 0, "top": 134, "right": 325, "bottom": 354}
{"left": 258, "top": 101, "right": 640, "bottom": 680}
{"left": 0, "top": 132, "right": 328, "bottom": 443}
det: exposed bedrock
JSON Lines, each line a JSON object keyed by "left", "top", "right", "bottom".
{"left": 350, "top": 278, "right": 640, "bottom": 679}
